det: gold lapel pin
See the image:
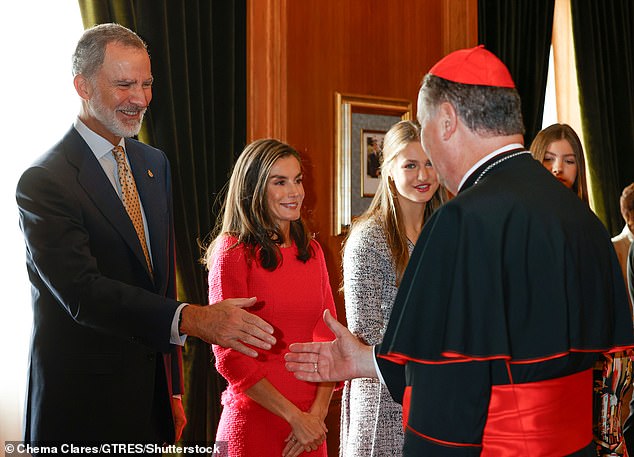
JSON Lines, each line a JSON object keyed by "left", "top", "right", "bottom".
{"left": 147, "top": 170, "right": 154, "bottom": 178}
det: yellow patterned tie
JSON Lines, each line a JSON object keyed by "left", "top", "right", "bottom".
{"left": 112, "top": 146, "right": 153, "bottom": 274}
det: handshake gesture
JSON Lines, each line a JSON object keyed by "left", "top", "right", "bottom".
{"left": 284, "top": 310, "right": 378, "bottom": 382}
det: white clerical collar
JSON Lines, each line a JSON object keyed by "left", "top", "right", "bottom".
{"left": 458, "top": 143, "right": 525, "bottom": 191}
{"left": 74, "top": 118, "right": 125, "bottom": 160}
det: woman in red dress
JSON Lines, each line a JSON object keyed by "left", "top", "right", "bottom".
{"left": 204, "top": 139, "right": 337, "bottom": 457}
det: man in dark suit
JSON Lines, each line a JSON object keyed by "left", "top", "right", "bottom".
{"left": 16, "top": 23, "right": 275, "bottom": 446}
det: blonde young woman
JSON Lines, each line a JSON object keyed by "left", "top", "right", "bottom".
{"left": 205, "top": 139, "right": 336, "bottom": 457}
{"left": 340, "top": 120, "right": 445, "bottom": 456}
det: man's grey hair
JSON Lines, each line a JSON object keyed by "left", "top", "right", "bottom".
{"left": 418, "top": 74, "right": 525, "bottom": 137}
{"left": 72, "top": 23, "right": 147, "bottom": 79}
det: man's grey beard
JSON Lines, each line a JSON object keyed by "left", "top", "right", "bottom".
{"left": 90, "top": 92, "right": 146, "bottom": 138}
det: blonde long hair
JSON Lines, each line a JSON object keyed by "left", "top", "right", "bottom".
{"left": 203, "top": 139, "right": 312, "bottom": 271}
{"left": 345, "top": 120, "right": 446, "bottom": 284}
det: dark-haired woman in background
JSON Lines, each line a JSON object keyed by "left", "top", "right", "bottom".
{"left": 530, "top": 123, "right": 589, "bottom": 203}
{"left": 532, "top": 123, "right": 632, "bottom": 456}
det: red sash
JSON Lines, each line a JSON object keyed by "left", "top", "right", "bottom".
{"left": 481, "top": 368, "right": 592, "bottom": 456}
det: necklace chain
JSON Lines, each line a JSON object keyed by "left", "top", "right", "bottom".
{"left": 473, "top": 151, "right": 530, "bottom": 185}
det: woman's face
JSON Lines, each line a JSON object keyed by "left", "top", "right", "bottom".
{"left": 265, "top": 155, "right": 304, "bottom": 230}
{"left": 541, "top": 139, "right": 578, "bottom": 189}
{"left": 389, "top": 141, "right": 439, "bottom": 205}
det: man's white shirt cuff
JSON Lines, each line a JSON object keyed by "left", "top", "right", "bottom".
{"left": 170, "top": 303, "right": 189, "bottom": 346}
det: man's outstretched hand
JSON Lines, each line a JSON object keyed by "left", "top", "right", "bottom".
{"left": 284, "top": 309, "right": 377, "bottom": 382}
{"left": 180, "top": 298, "right": 276, "bottom": 357}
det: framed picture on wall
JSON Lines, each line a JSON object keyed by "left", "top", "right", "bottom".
{"left": 334, "top": 92, "right": 412, "bottom": 235}
{"left": 360, "top": 129, "right": 386, "bottom": 197}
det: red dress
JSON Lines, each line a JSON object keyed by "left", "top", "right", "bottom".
{"left": 208, "top": 235, "right": 336, "bottom": 457}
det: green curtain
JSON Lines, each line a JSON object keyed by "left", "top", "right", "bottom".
{"left": 78, "top": 0, "right": 246, "bottom": 446}
{"left": 570, "top": 1, "right": 634, "bottom": 235}
{"left": 478, "top": 0, "right": 555, "bottom": 147}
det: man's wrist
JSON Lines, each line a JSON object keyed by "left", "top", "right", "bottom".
{"left": 179, "top": 303, "right": 194, "bottom": 335}
{"left": 178, "top": 306, "right": 185, "bottom": 334}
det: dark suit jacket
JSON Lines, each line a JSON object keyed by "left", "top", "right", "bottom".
{"left": 17, "top": 127, "right": 183, "bottom": 444}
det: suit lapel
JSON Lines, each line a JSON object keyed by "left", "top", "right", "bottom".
{"left": 65, "top": 130, "right": 155, "bottom": 282}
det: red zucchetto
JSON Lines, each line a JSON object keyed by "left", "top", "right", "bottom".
{"left": 428, "top": 45, "right": 516, "bottom": 88}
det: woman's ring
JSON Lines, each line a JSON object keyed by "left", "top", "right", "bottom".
{"left": 313, "top": 362, "right": 318, "bottom": 373}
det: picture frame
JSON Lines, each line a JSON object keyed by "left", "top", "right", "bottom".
{"left": 334, "top": 92, "right": 412, "bottom": 235}
{"left": 360, "top": 129, "right": 386, "bottom": 197}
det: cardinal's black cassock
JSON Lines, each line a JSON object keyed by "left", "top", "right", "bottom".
{"left": 377, "top": 146, "right": 634, "bottom": 456}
